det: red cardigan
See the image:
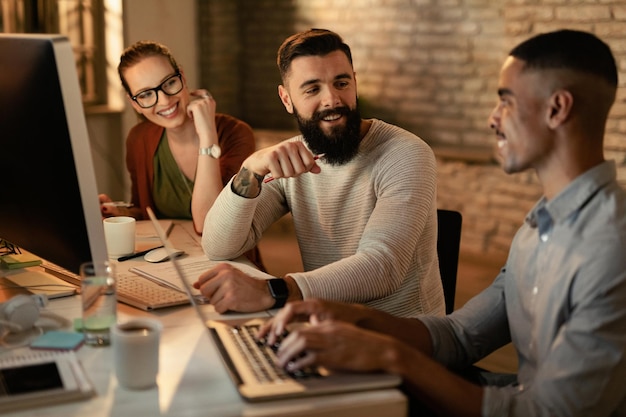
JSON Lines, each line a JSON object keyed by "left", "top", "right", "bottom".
{"left": 125, "top": 114, "right": 264, "bottom": 270}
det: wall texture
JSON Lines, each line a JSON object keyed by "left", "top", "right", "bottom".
{"left": 199, "top": 0, "right": 626, "bottom": 262}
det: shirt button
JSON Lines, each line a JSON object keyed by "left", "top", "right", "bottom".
{"left": 540, "top": 233, "right": 549, "bottom": 242}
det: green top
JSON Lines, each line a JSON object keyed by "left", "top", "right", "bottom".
{"left": 152, "top": 132, "right": 193, "bottom": 219}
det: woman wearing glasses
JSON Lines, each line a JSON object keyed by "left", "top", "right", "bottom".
{"left": 99, "top": 40, "right": 263, "bottom": 269}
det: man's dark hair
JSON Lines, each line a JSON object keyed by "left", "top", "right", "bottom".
{"left": 509, "top": 29, "right": 617, "bottom": 87}
{"left": 277, "top": 28, "right": 353, "bottom": 81}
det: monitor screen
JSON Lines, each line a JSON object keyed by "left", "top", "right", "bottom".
{"left": 0, "top": 34, "right": 108, "bottom": 274}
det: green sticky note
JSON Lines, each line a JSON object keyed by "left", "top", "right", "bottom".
{"left": 30, "top": 331, "right": 85, "bottom": 350}
{"left": 73, "top": 318, "right": 84, "bottom": 331}
{"left": 0, "top": 253, "right": 42, "bottom": 269}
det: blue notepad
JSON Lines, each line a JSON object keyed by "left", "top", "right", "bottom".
{"left": 30, "top": 331, "right": 85, "bottom": 351}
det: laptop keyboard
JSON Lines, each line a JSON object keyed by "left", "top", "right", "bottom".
{"left": 229, "top": 324, "right": 320, "bottom": 383}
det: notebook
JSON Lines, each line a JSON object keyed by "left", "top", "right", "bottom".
{"left": 146, "top": 207, "right": 402, "bottom": 402}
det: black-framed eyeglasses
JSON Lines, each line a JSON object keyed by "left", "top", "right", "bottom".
{"left": 131, "top": 72, "right": 183, "bottom": 108}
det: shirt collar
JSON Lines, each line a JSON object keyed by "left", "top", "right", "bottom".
{"left": 526, "top": 160, "right": 617, "bottom": 231}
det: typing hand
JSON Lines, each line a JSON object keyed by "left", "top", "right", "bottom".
{"left": 257, "top": 299, "right": 364, "bottom": 347}
{"left": 274, "top": 320, "right": 396, "bottom": 374}
{"left": 254, "top": 325, "right": 322, "bottom": 379}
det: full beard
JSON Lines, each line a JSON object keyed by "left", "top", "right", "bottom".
{"left": 294, "top": 104, "right": 362, "bottom": 166}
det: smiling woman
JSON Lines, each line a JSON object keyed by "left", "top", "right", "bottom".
{"left": 97, "top": 40, "right": 265, "bottom": 271}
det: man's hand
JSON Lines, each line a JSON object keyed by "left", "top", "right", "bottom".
{"left": 246, "top": 140, "right": 322, "bottom": 180}
{"left": 274, "top": 320, "right": 400, "bottom": 373}
{"left": 257, "top": 299, "right": 369, "bottom": 346}
{"left": 232, "top": 141, "right": 322, "bottom": 198}
{"left": 193, "top": 263, "right": 275, "bottom": 313}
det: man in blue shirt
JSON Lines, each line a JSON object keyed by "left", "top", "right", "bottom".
{"left": 258, "top": 29, "right": 626, "bottom": 417}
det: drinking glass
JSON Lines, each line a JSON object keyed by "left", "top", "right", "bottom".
{"left": 80, "top": 260, "right": 117, "bottom": 346}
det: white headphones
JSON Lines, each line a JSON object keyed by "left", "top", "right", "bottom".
{"left": 0, "top": 294, "right": 48, "bottom": 333}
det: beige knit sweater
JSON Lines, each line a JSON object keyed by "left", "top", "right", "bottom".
{"left": 203, "top": 119, "right": 445, "bottom": 317}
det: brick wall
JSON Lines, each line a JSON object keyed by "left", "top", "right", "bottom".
{"left": 200, "top": 1, "right": 626, "bottom": 262}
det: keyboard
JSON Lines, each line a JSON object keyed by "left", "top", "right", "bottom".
{"left": 115, "top": 271, "right": 189, "bottom": 310}
{"left": 228, "top": 323, "right": 320, "bottom": 384}
{"left": 41, "top": 262, "right": 189, "bottom": 311}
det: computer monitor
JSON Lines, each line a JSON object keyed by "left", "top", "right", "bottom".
{"left": 0, "top": 33, "right": 108, "bottom": 275}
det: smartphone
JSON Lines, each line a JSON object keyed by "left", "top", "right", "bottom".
{"left": 0, "top": 356, "right": 90, "bottom": 412}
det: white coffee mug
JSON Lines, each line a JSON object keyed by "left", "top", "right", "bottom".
{"left": 103, "top": 216, "right": 136, "bottom": 258}
{"left": 111, "top": 317, "right": 162, "bottom": 390}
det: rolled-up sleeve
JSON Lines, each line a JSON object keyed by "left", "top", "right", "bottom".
{"left": 419, "top": 269, "right": 511, "bottom": 369}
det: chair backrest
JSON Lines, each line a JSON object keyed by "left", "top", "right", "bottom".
{"left": 436, "top": 209, "right": 462, "bottom": 314}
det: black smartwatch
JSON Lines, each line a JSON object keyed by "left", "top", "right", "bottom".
{"left": 267, "top": 278, "right": 289, "bottom": 309}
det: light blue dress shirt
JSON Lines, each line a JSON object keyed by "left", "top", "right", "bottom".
{"left": 420, "top": 161, "right": 626, "bottom": 416}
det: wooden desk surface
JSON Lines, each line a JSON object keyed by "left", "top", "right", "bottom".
{"left": 0, "top": 221, "right": 407, "bottom": 417}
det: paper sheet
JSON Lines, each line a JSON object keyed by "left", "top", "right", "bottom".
{"left": 129, "top": 255, "right": 273, "bottom": 295}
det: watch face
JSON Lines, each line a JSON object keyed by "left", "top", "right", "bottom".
{"left": 268, "top": 278, "right": 288, "bottom": 299}
{"left": 211, "top": 145, "right": 222, "bottom": 159}
{"left": 268, "top": 278, "right": 288, "bottom": 309}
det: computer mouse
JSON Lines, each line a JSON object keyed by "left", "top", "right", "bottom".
{"left": 144, "top": 247, "right": 184, "bottom": 263}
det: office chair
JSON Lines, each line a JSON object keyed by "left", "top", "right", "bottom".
{"left": 436, "top": 209, "right": 463, "bottom": 314}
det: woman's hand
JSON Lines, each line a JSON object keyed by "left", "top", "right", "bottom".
{"left": 99, "top": 194, "right": 118, "bottom": 217}
{"left": 187, "top": 89, "right": 217, "bottom": 142}
{"left": 99, "top": 194, "right": 136, "bottom": 218}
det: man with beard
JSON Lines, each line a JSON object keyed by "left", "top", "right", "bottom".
{"left": 196, "top": 29, "right": 444, "bottom": 316}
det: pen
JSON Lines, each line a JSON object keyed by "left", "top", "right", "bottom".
{"left": 102, "top": 201, "right": 134, "bottom": 208}
{"left": 117, "top": 246, "right": 164, "bottom": 262}
{"left": 263, "top": 154, "right": 325, "bottom": 183}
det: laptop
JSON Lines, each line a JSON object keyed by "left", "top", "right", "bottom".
{"left": 145, "top": 207, "right": 402, "bottom": 402}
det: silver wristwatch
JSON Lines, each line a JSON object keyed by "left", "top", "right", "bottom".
{"left": 198, "top": 144, "right": 221, "bottom": 159}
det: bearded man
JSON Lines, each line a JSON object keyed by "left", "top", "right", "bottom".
{"left": 198, "top": 29, "right": 442, "bottom": 317}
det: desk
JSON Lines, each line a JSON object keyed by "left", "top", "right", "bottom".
{"left": 1, "top": 221, "right": 407, "bottom": 417}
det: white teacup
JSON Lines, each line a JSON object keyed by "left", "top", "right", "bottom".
{"left": 111, "top": 317, "right": 163, "bottom": 390}
{"left": 103, "top": 216, "right": 135, "bottom": 258}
